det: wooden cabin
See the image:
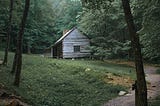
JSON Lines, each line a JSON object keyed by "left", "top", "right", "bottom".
{"left": 46, "top": 27, "right": 90, "bottom": 58}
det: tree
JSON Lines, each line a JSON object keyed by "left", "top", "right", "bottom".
{"left": 23, "top": 0, "right": 55, "bottom": 54}
{"left": 137, "top": 0, "right": 160, "bottom": 62}
{"left": 2, "top": 0, "right": 14, "bottom": 65}
{"left": 0, "top": 0, "right": 56, "bottom": 54}
{"left": 0, "top": 1, "right": 9, "bottom": 31}
{"left": 53, "top": 0, "right": 82, "bottom": 38}
{"left": 79, "top": 0, "right": 131, "bottom": 59}
{"left": 13, "top": 0, "right": 30, "bottom": 87}
{"left": 121, "top": 0, "right": 147, "bottom": 105}
{"left": 81, "top": 0, "right": 148, "bottom": 105}
{"left": 1, "top": 0, "right": 81, "bottom": 54}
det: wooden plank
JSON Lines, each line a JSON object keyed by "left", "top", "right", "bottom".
{"left": 63, "top": 42, "right": 89, "bottom": 45}
{"left": 63, "top": 42, "right": 90, "bottom": 46}
{"left": 63, "top": 53, "right": 90, "bottom": 58}
{"left": 57, "top": 28, "right": 91, "bottom": 58}
{"left": 65, "top": 47, "right": 90, "bottom": 51}
{"left": 63, "top": 52, "right": 90, "bottom": 55}
{"left": 64, "top": 38, "right": 89, "bottom": 41}
{"left": 63, "top": 52, "right": 90, "bottom": 57}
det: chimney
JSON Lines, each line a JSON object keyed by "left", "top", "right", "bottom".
{"left": 63, "top": 30, "right": 69, "bottom": 35}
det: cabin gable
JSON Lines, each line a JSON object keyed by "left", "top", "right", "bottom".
{"left": 44, "top": 28, "right": 91, "bottom": 58}
{"left": 62, "top": 28, "right": 90, "bottom": 58}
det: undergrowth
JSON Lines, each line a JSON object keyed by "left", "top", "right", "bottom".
{"left": 0, "top": 52, "right": 135, "bottom": 106}
{"left": 156, "top": 68, "right": 160, "bottom": 74}
{"left": 149, "top": 96, "right": 160, "bottom": 106}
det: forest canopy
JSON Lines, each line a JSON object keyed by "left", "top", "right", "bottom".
{"left": 0, "top": 0, "right": 160, "bottom": 62}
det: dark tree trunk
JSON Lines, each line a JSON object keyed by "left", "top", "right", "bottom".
{"left": 27, "top": 43, "right": 31, "bottom": 54}
{"left": 3, "top": 0, "right": 13, "bottom": 65}
{"left": 11, "top": 52, "right": 17, "bottom": 74}
{"left": 121, "top": 0, "right": 148, "bottom": 106}
{"left": 13, "top": 0, "right": 30, "bottom": 87}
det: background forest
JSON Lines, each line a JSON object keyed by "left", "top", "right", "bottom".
{"left": 0, "top": 0, "right": 160, "bottom": 63}
{"left": 0, "top": 0, "right": 160, "bottom": 106}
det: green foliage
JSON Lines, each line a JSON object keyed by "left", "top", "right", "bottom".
{"left": 89, "top": 40, "right": 131, "bottom": 60}
{"left": 134, "top": 0, "right": 160, "bottom": 62}
{"left": 79, "top": 1, "right": 131, "bottom": 59}
{"left": 0, "top": 0, "right": 56, "bottom": 53}
{"left": 0, "top": 51, "right": 135, "bottom": 106}
{"left": 24, "top": 0, "right": 56, "bottom": 53}
{"left": 80, "top": 0, "right": 160, "bottom": 62}
{"left": 53, "top": 0, "right": 82, "bottom": 38}
{"left": 0, "top": 0, "right": 83, "bottom": 53}
{"left": 1, "top": 0, "right": 160, "bottom": 62}
{"left": 0, "top": 0, "right": 9, "bottom": 31}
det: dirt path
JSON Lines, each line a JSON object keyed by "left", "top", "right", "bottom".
{"left": 103, "top": 66, "right": 160, "bottom": 106}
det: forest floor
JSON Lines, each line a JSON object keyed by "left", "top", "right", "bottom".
{"left": 103, "top": 65, "right": 160, "bottom": 106}
{"left": 0, "top": 53, "right": 135, "bottom": 106}
{"left": 0, "top": 60, "right": 2, "bottom": 64}
{"left": 0, "top": 60, "right": 29, "bottom": 106}
{"left": 0, "top": 94, "right": 29, "bottom": 106}
{"left": 0, "top": 54, "right": 159, "bottom": 106}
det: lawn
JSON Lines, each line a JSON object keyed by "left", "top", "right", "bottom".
{"left": 0, "top": 52, "right": 135, "bottom": 106}
{"left": 156, "top": 68, "right": 160, "bottom": 74}
{"left": 149, "top": 96, "right": 160, "bottom": 106}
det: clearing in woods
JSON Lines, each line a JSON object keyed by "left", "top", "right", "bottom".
{"left": 0, "top": 52, "right": 135, "bottom": 106}
{"left": 103, "top": 62, "right": 160, "bottom": 106}
{"left": 0, "top": 52, "right": 160, "bottom": 106}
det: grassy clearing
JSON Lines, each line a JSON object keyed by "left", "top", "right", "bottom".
{"left": 149, "top": 96, "right": 160, "bottom": 106}
{"left": 156, "top": 68, "right": 160, "bottom": 74}
{"left": 0, "top": 52, "right": 135, "bottom": 106}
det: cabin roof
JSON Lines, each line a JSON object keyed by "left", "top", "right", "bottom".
{"left": 54, "top": 27, "right": 76, "bottom": 45}
{"left": 49, "top": 27, "right": 77, "bottom": 48}
{"left": 46, "top": 27, "right": 89, "bottom": 50}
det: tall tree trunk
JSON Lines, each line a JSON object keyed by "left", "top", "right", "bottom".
{"left": 27, "top": 43, "right": 31, "bottom": 54}
{"left": 3, "top": 0, "right": 13, "bottom": 65}
{"left": 13, "top": 0, "right": 30, "bottom": 87}
{"left": 11, "top": 52, "right": 17, "bottom": 74}
{"left": 121, "top": 0, "right": 148, "bottom": 106}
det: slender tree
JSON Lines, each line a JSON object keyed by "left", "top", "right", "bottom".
{"left": 121, "top": 0, "right": 147, "bottom": 106}
{"left": 80, "top": 0, "right": 148, "bottom": 105}
{"left": 11, "top": 50, "right": 17, "bottom": 74}
{"left": 3, "top": 0, "right": 13, "bottom": 65}
{"left": 13, "top": 0, "right": 30, "bottom": 87}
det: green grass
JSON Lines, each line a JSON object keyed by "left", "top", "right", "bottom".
{"left": 149, "top": 96, "right": 160, "bottom": 106}
{"left": 156, "top": 68, "right": 160, "bottom": 74}
{"left": 0, "top": 52, "right": 135, "bottom": 106}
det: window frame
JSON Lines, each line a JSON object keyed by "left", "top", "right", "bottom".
{"left": 74, "top": 46, "right": 80, "bottom": 52}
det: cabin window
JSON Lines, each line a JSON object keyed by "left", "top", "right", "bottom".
{"left": 74, "top": 46, "right": 80, "bottom": 52}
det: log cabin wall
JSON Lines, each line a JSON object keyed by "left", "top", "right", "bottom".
{"left": 62, "top": 28, "right": 90, "bottom": 58}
